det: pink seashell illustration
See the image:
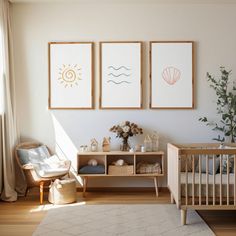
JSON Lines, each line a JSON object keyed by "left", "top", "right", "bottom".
{"left": 162, "top": 66, "right": 181, "bottom": 85}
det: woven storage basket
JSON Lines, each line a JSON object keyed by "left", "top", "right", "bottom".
{"left": 108, "top": 165, "right": 134, "bottom": 175}
{"left": 48, "top": 179, "right": 76, "bottom": 204}
{"left": 136, "top": 162, "right": 162, "bottom": 174}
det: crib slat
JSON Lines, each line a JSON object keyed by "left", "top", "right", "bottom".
{"left": 227, "top": 156, "right": 230, "bottom": 206}
{"left": 213, "top": 155, "right": 215, "bottom": 206}
{"left": 206, "top": 155, "right": 209, "bottom": 205}
{"left": 185, "top": 155, "right": 188, "bottom": 205}
{"left": 234, "top": 155, "right": 236, "bottom": 206}
{"left": 220, "top": 155, "right": 222, "bottom": 206}
{"left": 192, "top": 155, "right": 195, "bottom": 205}
{"left": 199, "top": 155, "right": 201, "bottom": 206}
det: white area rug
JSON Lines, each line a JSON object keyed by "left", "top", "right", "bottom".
{"left": 33, "top": 204, "right": 214, "bottom": 236}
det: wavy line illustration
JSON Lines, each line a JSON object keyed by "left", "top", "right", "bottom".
{"left": 108, "top": 66, "right": 131, "bottom": 71}
{"left": 107, "top": 80, "right": 131, "bottom": 84}
{"left": 108, "top": 73, "right": 131, "bottom": 77}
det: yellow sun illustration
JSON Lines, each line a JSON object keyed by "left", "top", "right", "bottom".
{"left": 58, "top": 64, "right": 82, "bottom": 88}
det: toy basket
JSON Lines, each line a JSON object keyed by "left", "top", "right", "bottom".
{"left": 48, "top": 179, "right": 76, "bottom": 204}
{"left": 108, "top": 165, "right": 134, "bottom": 176}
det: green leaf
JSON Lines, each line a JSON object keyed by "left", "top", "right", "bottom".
{"left": 213, "top": 126, "right": 224, "bottom": 131}
{"left": 213, "top": 135, "right": 225, "bottom": 142}
{"left": 225, "top": 131, "right": 231, "bottom": 136}
{"left": 200, "top": 67, "right": 236, "bottom": 142}
{"left": 199, "top": 117, "right": 208, "bottom": 122}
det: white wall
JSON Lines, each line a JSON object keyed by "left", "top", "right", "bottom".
{"left": 11, "top": 2, "right": 236, "bottom": 187}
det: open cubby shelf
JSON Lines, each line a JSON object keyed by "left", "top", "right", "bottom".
{"left": 77, "top": 151, "right": 164, "bottom": 197}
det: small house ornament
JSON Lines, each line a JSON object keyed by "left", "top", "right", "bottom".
{"left": 144, "top": 135, "right": 152, "bottom": 152}
{"left": 151, "top": 131, "right": 159, "bottom": 151}
{"left": 102, "top": 137, "right": 111, "bottom": 152}
{"left": 90, "top": 138, "right": 98, "bottom": 152}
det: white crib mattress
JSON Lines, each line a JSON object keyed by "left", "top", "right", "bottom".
{"left": 180, "top": 172, "right": 236, "bottom": 197}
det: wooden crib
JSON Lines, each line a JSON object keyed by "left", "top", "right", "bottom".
{"left": 168, "top": 143, "right": 236, "bottom": 225}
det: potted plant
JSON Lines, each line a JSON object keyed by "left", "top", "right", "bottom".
{"left": 110, "top": 121, "right": 143, "bottom": 151}
{"left": 199, "top": 67, "right": 236, "bottom": 143}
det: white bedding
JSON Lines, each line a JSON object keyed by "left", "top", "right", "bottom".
{"left": 32, "top": 155, "right": 70, "bottom": 178}
{"left": 180, "top": 172, "right": 236, "bottom": 197}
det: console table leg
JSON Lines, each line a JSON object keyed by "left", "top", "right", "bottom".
{"left": 83, "top": 177, "right": 88, "bottom": 197}
{"left": 170, "top": 193, "right": 175, "bottom": 204}
{"left": 154, "top": 177, "right": 158, "bottom": 197}
{"left": 181, "top": 209, "right": 187, "bottom": 225}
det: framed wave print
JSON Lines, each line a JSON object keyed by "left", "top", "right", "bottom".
{"left": 150, "top": 41, "right": 194, "bottom": 109}
{"left": 99, "top": 41, "right": 142, "bottom": 109}
{"left": 48, "top": 42, "right": 94, "bottom": 109}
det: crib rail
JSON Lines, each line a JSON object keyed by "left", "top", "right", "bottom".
{"left": 167, "top": 143, "right": 181, "bottom": 208}
{"left": 168, "top": 143, "right": 236, "bottom": 209}
{"left": 0, "top": 115, "right": 2, "bottom": 157}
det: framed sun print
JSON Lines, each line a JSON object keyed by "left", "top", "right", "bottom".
{"left": 99, "top": 41, "right": 142, "bottom": 109}
{"left": 150, "top": 41, "right": 194, "bottom": 109}
{"left": 48, "top": 42, "right": 94, "bottom": 109}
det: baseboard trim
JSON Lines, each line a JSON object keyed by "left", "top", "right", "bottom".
{"left": 76, "top": 187, "right": 169, "bottom": 193}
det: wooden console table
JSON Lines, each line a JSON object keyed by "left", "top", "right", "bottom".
{"left": 77, "top": 151, "right": 164, "bottom": 197}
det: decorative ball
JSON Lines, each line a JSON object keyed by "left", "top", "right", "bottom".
{"left": 88, "top": 159, "right": 98, "bottom": 166}
{"left": 115, "top": 159, "right": 125, "bottom": 166}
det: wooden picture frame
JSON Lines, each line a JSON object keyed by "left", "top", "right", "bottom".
{"left": 150, "top": 41, "right": 194, "bottom": 109}
{"left": 48, "top": 42, "right": 94, "bottom": 109}
{"left": 99, "top": 41, "right": 143, "bottom": 109}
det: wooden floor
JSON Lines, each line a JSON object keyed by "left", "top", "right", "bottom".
{"left": 0, "top": 188, "right": 236, "bottom": 236}
{"left": 198, "top": 210, "right": 236, "bottom": 236}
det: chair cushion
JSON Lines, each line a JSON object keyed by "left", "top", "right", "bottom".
{"left": 34, "top": 163, "right": 69, "bottom": 177}
{"left": 18, "top": 146, "right": 70, "bottom": 178}
{"left": 33, "top": 155, "right": 70, "bottom": 178}
{"left": 17, "top": 149, "right": 30, "bottom": 165}
{"left": 79, "top": 165, "right": 105, "bottom": 174}
{"left": 17, "top": 145, "right": 50, "bottom": 165}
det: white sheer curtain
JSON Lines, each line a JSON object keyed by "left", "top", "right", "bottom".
{"left": 0, "top": 0, "right": 25, "bottom": 201}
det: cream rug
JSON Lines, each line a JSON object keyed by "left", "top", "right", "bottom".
{"left": 33, "top": 204, "right": 214, "bottom": 236}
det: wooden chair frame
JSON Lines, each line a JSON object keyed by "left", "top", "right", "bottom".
{"left": 15, "top": 141, "right": 70, "bottom": 204}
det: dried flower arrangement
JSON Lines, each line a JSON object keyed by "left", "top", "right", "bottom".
{"left": 109, "top": 121, "right": 143, "bottom": 151}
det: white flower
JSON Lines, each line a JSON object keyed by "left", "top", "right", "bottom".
{"left": 123, "top": 126, "right": 130, "bottom": 132}
{"left": 120, "top": 121, "right": 126, "bottom": 127}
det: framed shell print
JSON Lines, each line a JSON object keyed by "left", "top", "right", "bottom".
{"left": 48, "top": 42, "right": 94, "bottom": 109}
{"left": 150, "top": 41, "right": 194, "bottom": 109}
{"left": 100, "top": 41, "right": 142, "bottom": 109}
